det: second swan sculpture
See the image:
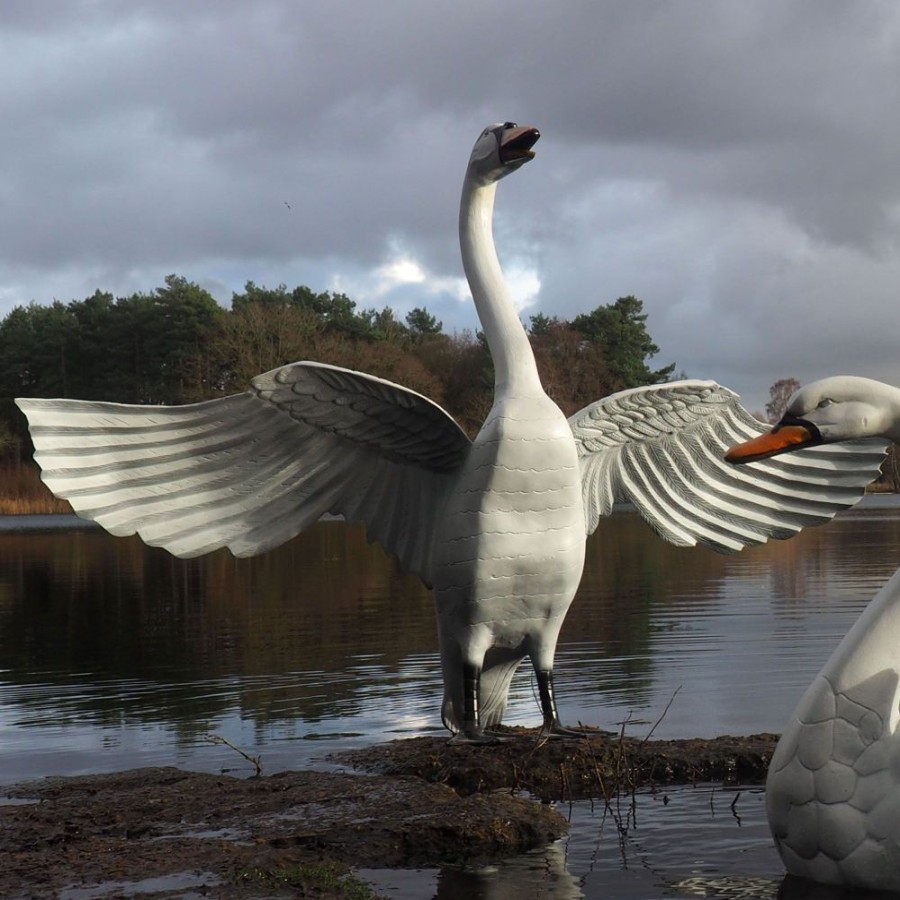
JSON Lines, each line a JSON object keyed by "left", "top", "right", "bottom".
{"left": 16, "top": 124, "right": 887, "bottom": 742}
{"left": 728, "top": 376, "right": 900, "bottom": 890}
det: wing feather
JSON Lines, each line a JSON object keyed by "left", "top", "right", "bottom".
{"left": 570, "top": 380, "right": 887, "bottom": 552}
{"left": 17, "top": 362, "right": 471, "bottom": 578}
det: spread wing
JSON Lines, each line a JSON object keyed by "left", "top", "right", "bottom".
{"left": 569, "top": 380, "right": 887, "bottom": 553}
{"left": 16, "top": 361, "right": 471, "bottom": 579}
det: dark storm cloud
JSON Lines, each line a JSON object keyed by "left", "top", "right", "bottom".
{"left": 2, "top": 0, "right": 900, "bottom": 408}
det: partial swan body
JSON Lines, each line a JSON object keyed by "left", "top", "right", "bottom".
{"left": 728, "top": 376, "right": 900, "bottom": 890}
{"left": 16, "top": 127, "right": 887, "bottom": 743}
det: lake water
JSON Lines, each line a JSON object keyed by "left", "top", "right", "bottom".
{"left": 2, "top": 496, "right": 900, "bottom": 898}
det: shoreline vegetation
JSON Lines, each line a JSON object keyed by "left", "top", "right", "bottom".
{"left": 1, "top": 278, "right": 897, "bottom": 501}
{"left": 0, "top": 462, "right": 72, "bottom": 515}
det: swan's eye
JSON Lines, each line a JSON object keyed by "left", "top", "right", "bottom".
{"left": 503, "top": 121, "right": 517, "bottom": 129}
{"left": 816, "top": 398, "right": 834, "bottom": 409}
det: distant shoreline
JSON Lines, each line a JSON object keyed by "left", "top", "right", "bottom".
{"left": 0, "top": 513, "right": 99, "bottom": 531}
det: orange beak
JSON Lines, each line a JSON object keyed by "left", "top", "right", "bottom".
{"left": 725, "top": 424, "right": 817, "bottom": 464}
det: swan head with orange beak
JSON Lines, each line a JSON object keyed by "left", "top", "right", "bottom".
{"left": 726, "top": 375, "right": 900, "bottom": 464}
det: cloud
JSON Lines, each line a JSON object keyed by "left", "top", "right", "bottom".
{"left": 365, "top": 250, "right": 467, "bottom": 304}
{"left": 2, "top": 0, "right": 900, "bottom": 411}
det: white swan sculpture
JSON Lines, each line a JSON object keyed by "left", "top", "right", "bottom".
{"left": 15, "top": 125, "right": 887, "bottom": 743}
{"left": 727, "top": 376, "right": 900, "bottom": 890}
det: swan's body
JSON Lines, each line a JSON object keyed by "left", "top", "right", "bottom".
{"left": 727, "top": 376, "right": 900, "bottom": 890}
{"left": 432, "top": 390, "right": 585, "bottom": 733}
{"left": 15, "top": 127, "right": 887, "bottom": 742}
{"left": 430, "top": 128, "right": 586, "bottom": 734}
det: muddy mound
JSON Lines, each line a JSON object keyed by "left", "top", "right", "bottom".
{"left": 338, "top": 729, "right": 779, "bottom": 800}
{"left": 1, "top": 765, "right": 566, "bottom": 899}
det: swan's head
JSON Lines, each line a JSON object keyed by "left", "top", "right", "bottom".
{"left": 726, "top": 375, "right": 896, "bottom": 464}
{"left": 467, "top": 122, "right": 540, "bottom": 185}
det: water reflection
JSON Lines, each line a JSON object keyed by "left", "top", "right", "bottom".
{"left": 361, "top": 845, "right": 583, "bottom": 900}
{"left": 3, "top": 499, "right": 900, "bottom": 779}
{"left": 0, "top": 524, "right": 435, "bottom": 729}
{"left": 434, "top": 844, "right": 582, "bottom": 899}
{"left": 361, "top": 784, "right": 779, "bottom": 900}
{"left": 3, "top": 498, "right": 900, "bottom": 897}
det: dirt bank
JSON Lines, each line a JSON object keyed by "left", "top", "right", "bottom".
{"left": 337, "top": 728, "right": 778, "bottom": 801}
{"left": 1, "top": 730, "right": 778, "bottom": 899}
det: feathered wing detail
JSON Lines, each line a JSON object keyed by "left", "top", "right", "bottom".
{"left": 16, "top": 362, "right": 471, "bottom": 579}
{"left": 570, "top": 380, "right": 888, "bottom": 553}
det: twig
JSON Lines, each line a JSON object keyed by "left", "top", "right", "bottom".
{"left": 640, "top": 686, "right": 681, "bottom": 746}
{"left": 558, "top": 762, "right": 571, "bottom": 806}
{"left": 730, "top": 789, "right": 742, "bottom": 826}
{"left": 207, "top": 734, "right": 263, "bottom": 776}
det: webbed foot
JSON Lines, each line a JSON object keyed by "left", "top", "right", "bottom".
{"left": 449, "top": 727, "right": 505, "bottom": 745}
{"left": 545, "top": 720, "right": 589, "bottom": 739}
{"left": 539, "top": 719, "right": 590, "bottom": 743}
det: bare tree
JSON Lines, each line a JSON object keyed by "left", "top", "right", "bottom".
{"left": 766, "top": 377, "right": 801, "bottom": 424}
{"left": 882, "top": 444, "right": 900, "bottom": 492}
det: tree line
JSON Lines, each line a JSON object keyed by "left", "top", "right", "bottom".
{"left": 0, "top": 275, "right": 674, "bottom": 457}
{"left": 3, "top": 277, "right": 895, "bottom": 491}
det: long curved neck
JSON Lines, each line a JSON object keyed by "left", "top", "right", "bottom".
{"left": 459, "top": 174, "right": 543, "bottom": 397}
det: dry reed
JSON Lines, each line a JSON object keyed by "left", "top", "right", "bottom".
{"left": 0, "top": 462, "right": 72, "bottom": 515}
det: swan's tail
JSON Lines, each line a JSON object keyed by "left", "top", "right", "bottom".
{"left": 441, "top": 647, "right": 526, "bottom": 733}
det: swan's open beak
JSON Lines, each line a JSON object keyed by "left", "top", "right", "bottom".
{"left": 725, "top": 418, "right": 820, "bottom": 465}
{"left": 499, "top": 125, "right": 540, "bottom": 164}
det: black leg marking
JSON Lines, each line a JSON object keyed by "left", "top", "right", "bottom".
{"left": 536, "top": 668, "right": 585, "bottom": 739}
{"left": 536, "top": 668, "right": 559, "bottom": 724}
{"left": 463, "top": 661, "right": 481, "bottom": 730}
{"left": 449, "top": 662, "right": 500, "bottom": 744}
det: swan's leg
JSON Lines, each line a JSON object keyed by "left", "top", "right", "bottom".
{"left": 535, "top": 667, "right": 585, "bottom": 739}
{"left": 529, "top": 620, "right": 585, "bottom": 738}
{"left": 449, "top": 662, "right": 500, "bottom": 744}
{"left": 462, "top": 662, "right": 483, "bottom": 731}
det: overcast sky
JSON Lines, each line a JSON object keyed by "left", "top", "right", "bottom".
{"left": 3, "top": 1, "right": 900, "bottom": 412}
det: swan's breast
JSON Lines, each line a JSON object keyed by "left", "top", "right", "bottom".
{"left": 767, "top": 668, "right": 900, "bottom": 887}
{"left": 432, "top": 395, "right": 586, "bottom": 628}
{"left": 765, "top": 569, "right": 900, "bottom": 887}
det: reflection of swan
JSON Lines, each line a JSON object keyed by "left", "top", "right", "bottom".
{"left": 726, "top": 376, "right": 900, "bottom": 890}
{"left": 15, "top": 127, "right": 885, "bottom": 743}
{"left": 435, "top": 842, "right": 583, "bottom": 899}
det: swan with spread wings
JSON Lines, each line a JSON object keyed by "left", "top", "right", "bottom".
{"left": 16, "top": 123, "right": 886, "bottom": 742}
